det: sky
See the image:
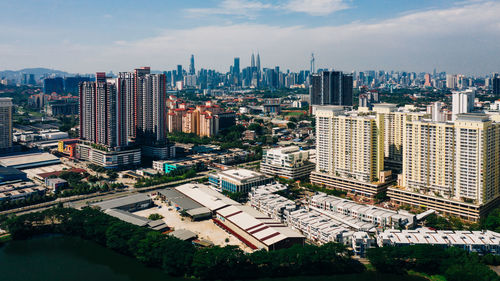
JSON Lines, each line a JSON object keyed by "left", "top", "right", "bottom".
{"left": 0, "top": 0, "right": 499, "bottom": 75}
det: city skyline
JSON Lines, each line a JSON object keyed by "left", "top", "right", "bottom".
{"left": 1, "top": 0, "right": 499, "bottom": 75}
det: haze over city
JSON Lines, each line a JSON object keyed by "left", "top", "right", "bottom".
{"left": 1, "top": 0, "right": 500, "bottom": 74}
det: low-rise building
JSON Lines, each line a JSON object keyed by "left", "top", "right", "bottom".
{"left": 260, "top": 146, "right": 315, "bottom": 179}
{"left": 378, "top": 228, "right": 500, "bottom": 254}
{"left": 44, "top": 177, "right": 68, "bottom": 192}
{"left": 310, "top": 193, "right": 415, "bottom": 229}
{"left": 214, "top": 204, "right": 305, "bottom": 251}
{"left": 77, "top": 143, "right": 141, "bottom": 169}
{"left": 209, "top": 168, "right": 272, "bottom": 193}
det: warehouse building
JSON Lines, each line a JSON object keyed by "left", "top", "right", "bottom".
{"left": 0, "top": 167, "right": 27, "bottom": 183}
{"left": 92, "top": 194, "right": 153, "bottom": 212}
{"left": 0, "top": 153, "right": 61, "bottom": 169}
{"left": 157, "top": 188, "right": 212, "bottom": 221}
{"left": 214, "top": 204, "right": 305, "bottom": 251}
{"left": 175, "top": 183, "right": 240, "bottom": 212}
{"left": 104, "top": 208, "right": 168, "bottom": 231}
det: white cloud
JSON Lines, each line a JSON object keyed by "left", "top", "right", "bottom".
{"left": 2, "top": 1, "right": 499, "bottom": 75}
{"left": 186, "top": 0, "right": 350, "bottom": 18}
{"left": 284, "top": 0, "right": 350, "bottom": 16}
{"left": 186, "top": 0, "right": 272, "bottom": 18}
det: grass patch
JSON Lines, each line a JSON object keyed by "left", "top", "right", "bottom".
{"left": 408, "top": 270, "right": 447, "bottom": 281}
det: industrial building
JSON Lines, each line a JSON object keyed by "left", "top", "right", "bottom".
{"left": 175, "top": 183, "right": 240, "bottom": 212}
{"left": 173, "top": 183, "right": 305, "bottom": 251}
{"left": 92, "top": 193, "right": 153, "bottom": 212}
{"left": 0, "top": 153, "right": 61, "bottom": 169}
{"left": 157, "top": 188, "right": 211, "bottom": 221}
{"left": 104, "top": 208, "right": 168, "bottom": 232}
{"left": 208, "top": 168, "right": 272, "bottom": 193}
{"left": 214, "top": 204, "right": 305, "bottom": 251}
{"left": 260, "top": 146, "right": 315, "bottom": 179}
{"left": 0, "top": 167, "right": 27, "bottom": 183}
{"left": 378, "top": 228, "right": 500, "bottom": 254}
{"left": 0, "top": 181, "right": 46, "bottom": 201}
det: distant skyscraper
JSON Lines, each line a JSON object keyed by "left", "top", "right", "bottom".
{"left": 0, "top": 98, "right": 13, "bottom": 149}
{"left": 233, "top": 57, "right": 240, "bottom": 74}
{"left": 446, "top": 74, "right": 457, "bottom": 89}
{"left": 493, "top": 74, "right": 500, "bottom": 96}
{"left": 176, "top": 65, "right": 183, "bottom": 82}
{"left": 310, "top": 70, "right": 353, "bottom": 106}
{"left": 251, "top": 53, "right": 255, "bottom": 69}
{"left": 310, "top": 53, "right": 315, "bottom": 74}
{"left": 189, "top": 55, "right": 195, "bottom": 75}
{"left": 424, "top": 73, "right": 432, "bottom": 87}
{"left": 256, "top": 53, "right": 261, "bottom": 73}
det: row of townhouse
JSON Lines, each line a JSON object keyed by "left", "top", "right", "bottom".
{"left": 249, "top": 186, "right": 296, "bottom": 222}
{"left": 378, "top": 228, "right": 500, "bottom": 255}
{"left": 310, "top": 193, "right": 415, "bottom": 228}
{"left": 286, "top": 209, "right": 375, "bottom": 256}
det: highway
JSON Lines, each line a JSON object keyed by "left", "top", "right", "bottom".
{"left": 0, "top": 173, "right": 207, "bottom": 216}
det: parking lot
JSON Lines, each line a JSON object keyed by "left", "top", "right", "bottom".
{"left": 133, "top": 198, "right": 253, "bottom": 252}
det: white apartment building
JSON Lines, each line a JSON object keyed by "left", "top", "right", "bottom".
{"left": 452, "top": 89, "right": 475, "bottom": 120}
{"left": 311, "top": 106, "right": 392, "bottom": 197}
{"left": 260, "top": 146, "right": 315, "bottom": 179}
{"left": 390, "top": 113, "right": 500, "bottom": 221}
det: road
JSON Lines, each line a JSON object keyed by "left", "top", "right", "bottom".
{"left": 0, "top": 174, "right": 207, "bottom": 216}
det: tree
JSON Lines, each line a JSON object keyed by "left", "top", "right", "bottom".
{"left": 287, "top": 122, "right": 296, "bottom": 129}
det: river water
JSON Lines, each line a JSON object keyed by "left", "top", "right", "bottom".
{"left": 0, "top": 235, "right": 180, "bottom": 281}
{"left": 0, "top": 235, "right": 425, "bottom": 281}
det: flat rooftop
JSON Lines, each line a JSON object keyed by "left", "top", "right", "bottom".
{"left": 92, "top": 193, "right": 151, "bottom": 210}
{"left": 219, "top": 168, "right": 267, "bottom": 181}
{"left": 0, "top": 153, "right": 60, "bottom": 169}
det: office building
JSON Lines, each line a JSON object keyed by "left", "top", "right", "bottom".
{"left": 309, "top": 70, "right": 353, "bottom": 107}
{"left": 452, "top": 89, "right": 475, "bottom": 120}
{"left": 260, "top": 146, "right": 315, "bottom": 179}
{"left": 43, "top": 77, "right": 64, "bottom": 94}
{"left": 209, "top": 168, "right": 272, "bottom": 193}
{"left": 389, "top": 113, "right": 500, "bottom": 221}
{"left": 189, "top": 55, "right": 195, "bottom": 75}
{"left": 493, "top": 74, "right": 500, "bottom": 96}
{"left": 446, "top": 74, "right": 457, "bottom": 89}
{"left": 311, "top": 106, "right": 393, "bottom": 197}
{"left": 0, "top": 98, "right": 13, "bottom": 150}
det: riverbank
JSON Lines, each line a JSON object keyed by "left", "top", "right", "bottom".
{"left": 0, "top": 235, "right": 426, "bottom": 281}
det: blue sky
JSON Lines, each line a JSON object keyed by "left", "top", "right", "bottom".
{"left": 0, "top": 0, "right": 499, "bottom": 75}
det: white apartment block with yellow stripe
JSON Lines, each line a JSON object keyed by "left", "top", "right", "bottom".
{"left": 372, "top": 103, "right": 425, "bottom": 170}
{"left": 312, "top": 106, "right": 392, "bottom": 197}
{"left": 390, "top": 113, "right": 500, "bottom": 221}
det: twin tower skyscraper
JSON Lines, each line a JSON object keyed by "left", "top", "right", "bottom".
{"left": 79, "top": 67, "right": 167, "bottom": 156}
